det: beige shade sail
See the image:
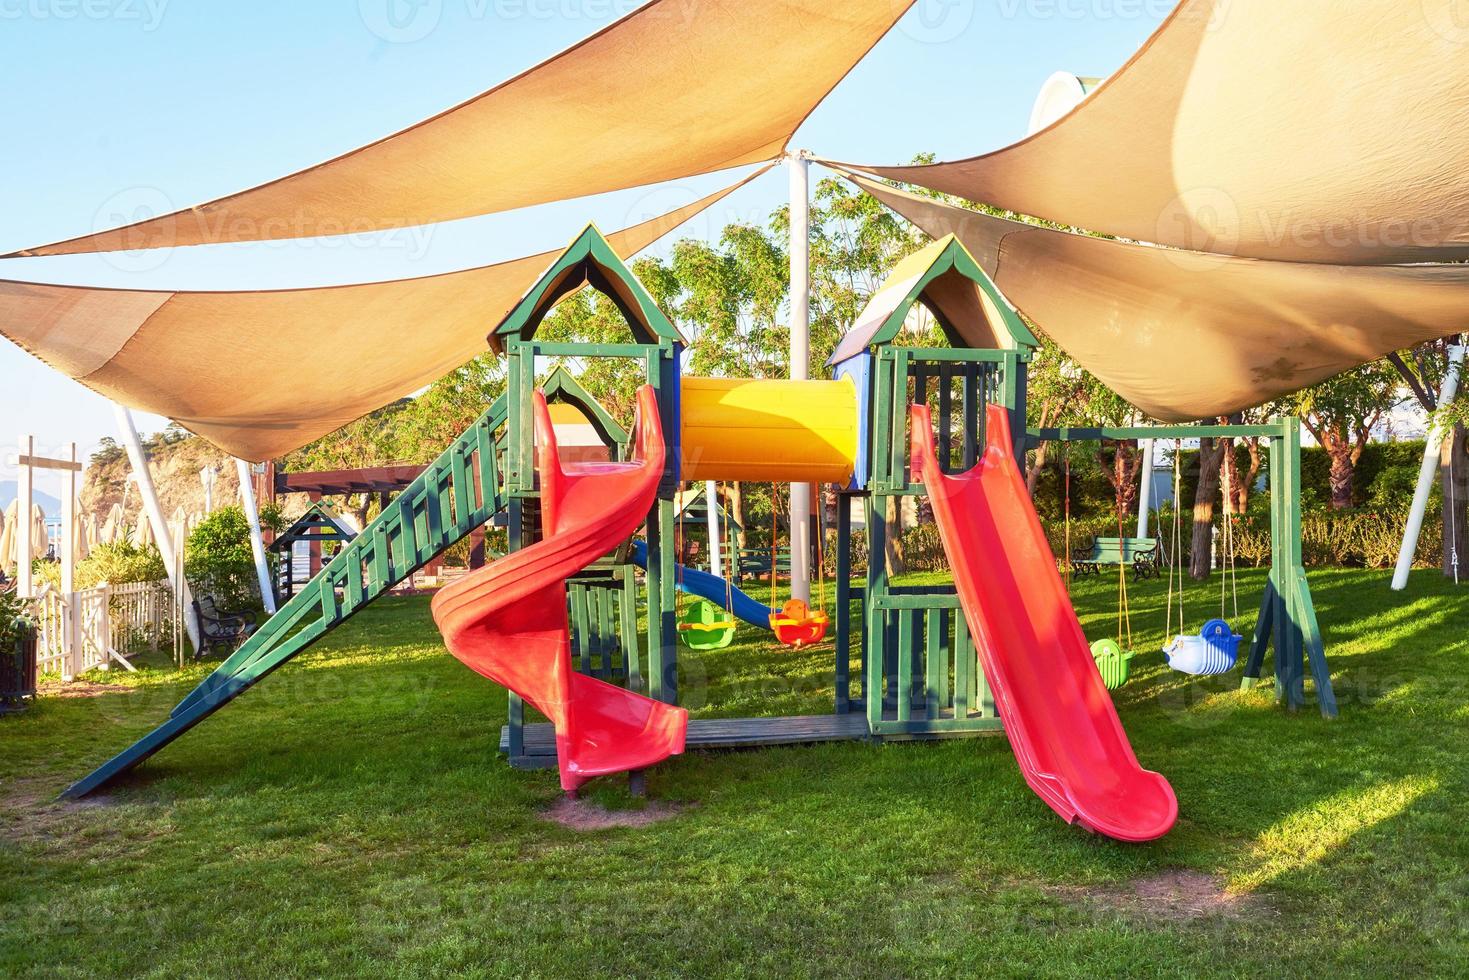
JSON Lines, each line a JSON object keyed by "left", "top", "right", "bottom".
{"left": 0, "top": 173, "right": 760, "bottom": 462}
{"left": 841, "top": 171, "right": 1469, "bottom": 421}
{"left": 837, "top": 0, "right": 1469, "bottom": 264}
{"left": 7, "top": 0, "right": 910, "bottom": 258}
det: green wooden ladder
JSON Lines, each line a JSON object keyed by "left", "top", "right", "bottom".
{"left": 63, "top": 396, "right": 509, "bottom": 798}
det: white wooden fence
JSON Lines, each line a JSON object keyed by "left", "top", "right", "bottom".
{"left": 28, "top": 578, "right": 182, "bottom": 680}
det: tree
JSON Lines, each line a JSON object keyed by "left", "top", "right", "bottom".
{"left": 396, "top": 352, "right": 505, "bottom": 456}
{"left": 1386, "top": 337, "right": 1468, "bottom": 576}
{"left": 1284, "top": 362, "right": 1403, "bottom": 510}
{"left": 281, "top": 399, "right": 414, "bottom": 527}
{"left": 668, "top": 226, "right": 787, "bottom": 380}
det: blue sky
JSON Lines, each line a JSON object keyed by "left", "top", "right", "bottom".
{"left": 0, "top": 0, "right": 1169, "bottom": 500}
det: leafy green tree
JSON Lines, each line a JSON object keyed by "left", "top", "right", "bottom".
{"left": 668, "top": 226, "right": 787, "bottom": 379}
{"left": 397, "top": 353, "right": 506, "bottom": 456}
{"left": 185, "top": 505, "right": 274, "bottom": 607}
{"left": 1283, "top": 362, "right": 1403, "bottom": 510}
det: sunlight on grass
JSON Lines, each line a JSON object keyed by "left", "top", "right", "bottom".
{"left": 5, "top": 574, "right": 1469, "bottom": 976}
{"left": 1232, "top": 775, "right": 1437, "bottom": 892}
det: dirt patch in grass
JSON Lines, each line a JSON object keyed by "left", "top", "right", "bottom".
{"left": 541, "top": 796, "right": 687, "bottom": 831}
{"left": 1061, "top": 870, "right": 1257, "bottom": 922}
{"left": 37, "top": 680, "right": 133, "bottom": 698}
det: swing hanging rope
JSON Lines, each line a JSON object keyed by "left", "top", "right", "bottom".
{"left": 1114, "top": 442, "right": 1134, "bottom": 650}
{"left": 1063, "top": 443, "right": 1073, "bottom": 588}
{"left": 769, "top": 489, "right": 779, "bottom": 611}
{"left": 1165, "top": 439, "right": 1185, "bottom": 641}
{"left": 1451, "top": 440, "right": 1461, "bottom": 584}
{"left": 1220, "top": 442, "right": 1240, "bottom": 620}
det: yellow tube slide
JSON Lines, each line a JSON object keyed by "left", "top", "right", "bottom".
{"left": 680, "top": 376, "right": 857, "bottom": 483}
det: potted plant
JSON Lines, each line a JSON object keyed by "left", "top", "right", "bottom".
{"left": 0, "top": 586, "right": 37, "bottom": 713}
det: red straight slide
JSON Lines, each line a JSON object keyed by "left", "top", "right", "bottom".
{"left": 432, "top": 386, "right": 686, "bottom": 792}
{"left": 911, "top": 403, "right": 1176, "bottom": 841}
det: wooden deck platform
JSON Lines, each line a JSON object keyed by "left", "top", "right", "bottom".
{"left": 499, "top": 712, "right": 1000, "bottom": 769}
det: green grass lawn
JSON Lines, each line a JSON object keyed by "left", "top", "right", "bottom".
{"left": 3, "top": 567, "right": 1467, "bottom": 977}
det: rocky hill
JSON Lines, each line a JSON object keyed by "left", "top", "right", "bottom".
{"left": 80, "top": 430, "right": 241, "bottom": 524}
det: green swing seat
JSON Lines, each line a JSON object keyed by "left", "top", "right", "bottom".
{"left": 1089, "top": 638, "right": 1136, "bottom": 691}
{"left": 677, "top": 598, "right": 737, "bottom": 650}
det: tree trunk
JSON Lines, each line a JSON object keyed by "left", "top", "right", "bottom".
{"left": 1190, "top": 437, "right": 1227, "bottom": 580}
{"left": 1095, "top": 442, "right": 1142, "bottom": 528}
{"left": 729, "top": 482, "right": 747, "bottom": 551}
{"left": 884, "top": 494, "right": 907, "bottom": 575}
{"left": 1324, "top": 438, "right": 1356, "bottom": 510}
{"left": 350, "top": 492, "right": 371, "bottom": 530}
{"left": 1443, "top": 422, "right": 1469, "bottom": 578}
{"left": 1026, "top": 441, "right": 1051, "bottom": 497}
{"left": 1230, "top": 438, "right": 1262, "bottom": 514}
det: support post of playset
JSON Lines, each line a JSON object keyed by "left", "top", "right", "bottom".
{"left": 649, "top": 342, "right": 680, "bottom": 705}
{"left": 236, "top": 458, "right": 278, "bottom": 615}
{"left": 115, "top": 405, "right": 201, "bottom": 652}
{"left": 1392, "top": 342, "right": 1464, "bottom": 590}
{"left": 1240, "top": 418, "right": 1336, "bottom": 718}
{"left": 1136, "top": 439, "right": 1155, "bottom": 538}
{"left": 834, "top": 495, "right": 852, "bottom": 714}
{"left": 788, "top": 149, "right": 812, "bottom": 605}
{"left": 505, "top": 497, "right": 525, "bottom": 760}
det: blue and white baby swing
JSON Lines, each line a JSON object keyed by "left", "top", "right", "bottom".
{"left": 1161, "top": 440, "right": 1242, "bottom": 676}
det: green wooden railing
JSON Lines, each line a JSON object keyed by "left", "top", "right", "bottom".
{"left": 64, "top": 396, "right": 509, "bottom": 798}
{"left": 865, "top": 588, "right": 1001, "bottom": 737}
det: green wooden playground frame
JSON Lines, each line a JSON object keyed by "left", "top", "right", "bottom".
{"left": 1028, "top": 422, "right": 1337, "bottom": 718}
{"left": 64, "top": 229, "right": 1337, "bottom": 798}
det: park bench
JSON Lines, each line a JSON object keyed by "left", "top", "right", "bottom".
{"left": 1070, "top": 536, "right": 1161, "bottom": 580}
{"left": 737, "top": 546, "right": 791, "bottom": 580}
{"left": 192, "top": 593, "right": 257, "bottom": 658}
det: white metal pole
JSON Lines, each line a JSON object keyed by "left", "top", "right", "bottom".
{"left": 115, "top": 405, "right": 200, "bottom": 650}
{"left": 60, "top": 442, "right": 84, "bottom": 673}
{"left": 703, "top": 481, "right": 723, "bottom": 577}
{"left": 15, "top": 434, "right": 32, "bottom": 597}
{"left": 1393, "top": 343, "right": 1465, "bottom": 590}
{"left": 788, "top": 149, "right": 812, "bottom": 604}
{"left": 59, "top": 443, "right": 76, "bottom": 594}
{"left": 235, "top": 458, "right": 278, "bottom": 614}
{"left": 1136, "top": 438, "right": 1154, "bottom": 539}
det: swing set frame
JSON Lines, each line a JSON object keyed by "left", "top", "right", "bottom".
{"left": 1029, "top": 419, "right": 1337, "bottom": 718}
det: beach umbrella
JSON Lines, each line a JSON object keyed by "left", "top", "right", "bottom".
{"left": 132, "top": 509, "right": 153, "bottom": 549}
{"left": 100, "top": 503, "right": 124, "bottom": 544}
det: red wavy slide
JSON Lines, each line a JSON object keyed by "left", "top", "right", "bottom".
{"left": 911, "top": 403, "right": 1177, "bottom": 841}
{"left": 432, "top": 385, "right": 686, "bottom": 792}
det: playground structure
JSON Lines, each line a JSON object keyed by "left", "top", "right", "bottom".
{"left": 61, "top": 226, "right": 1336, "bottom": 843}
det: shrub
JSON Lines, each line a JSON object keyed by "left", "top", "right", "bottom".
{"left": 0, "top": 585, "right": 26, "bottom": 650}
{"left": 185, "top": 506, "right": 274, "bottom": 608}
{"left": 35, "top": 541, "right": 167, "bottom": 592}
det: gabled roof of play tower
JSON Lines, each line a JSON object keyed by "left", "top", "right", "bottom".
{"left": 827, "top": 234, "right": 1037, "bottom": 365}
{"left": 490, "top": 224, "right": 685, "bottom": 351}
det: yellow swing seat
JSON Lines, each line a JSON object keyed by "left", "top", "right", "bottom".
{"left": 770, "top": 598, "right": 828, "bottom": 649}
